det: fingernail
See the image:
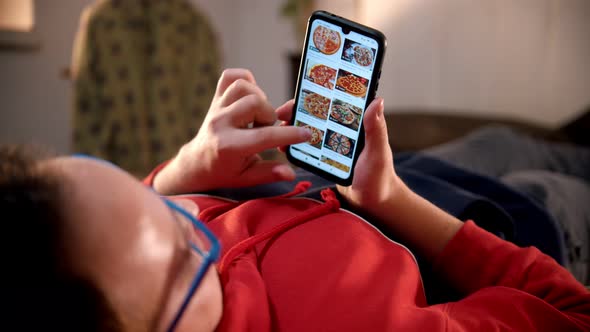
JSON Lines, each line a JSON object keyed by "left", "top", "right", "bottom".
{"left": 377, "top": 98, "right": 384, "bottom": 121}
{"left": 299, "top": 127, "right": 312, "bottom": 140}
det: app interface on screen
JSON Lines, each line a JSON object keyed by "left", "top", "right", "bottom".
{"left": 290, "top": 18, "right": 380, "bottom": 179}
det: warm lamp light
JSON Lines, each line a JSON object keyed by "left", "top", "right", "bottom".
{"left": 0, "top": 0, "right": 34, "bottom": 32}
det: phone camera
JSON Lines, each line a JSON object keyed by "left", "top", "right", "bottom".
{"left": 342, "top": 27, "right": 350, "bottom": 35}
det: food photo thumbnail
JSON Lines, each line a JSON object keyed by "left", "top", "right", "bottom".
{"left": 320, "top": 156, "right": 351, "bottom": 173}
{"left": 295, "top": 121, "right": 325, "bottom": 150}
{"left": 329, "top": 98, "right": 362, "bottom": 131}
{"left": 304, "top": 59, "right": 337, "bottom": 90}
{"left": 323, "top": 129, "right": 356, "bottom": 158}
{"left": 299, "top": 89, "right": 331, "bottom": 121}
{"left": 341, "top": 38, "right": 375, "bottom": 68}
{"left": 335, "top": 69, "right": 369, "bottom": 99}
{"left": 311, "top": 24, "right": 342, "bottom": 55}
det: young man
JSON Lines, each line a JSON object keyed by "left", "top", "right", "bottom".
{"left": 2, "top": 69, "right": 589, "bottom": 331}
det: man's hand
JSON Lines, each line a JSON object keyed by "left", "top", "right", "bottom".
{"left": 153, "top": 69, "right": 311, "bottom": 195}
{"left": 277, "top": 97, "right": 405, "bottom": 216}
{"left": 334, "top": 97, "right": 403, "bottom": 215}
{"left": 281, "top": 97, "right": 463, "bottom": 260}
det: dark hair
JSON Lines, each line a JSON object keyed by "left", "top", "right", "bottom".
{"left": 0, "top": 145, "right": 123, "bottom": 331}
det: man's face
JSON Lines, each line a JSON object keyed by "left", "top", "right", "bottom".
{"left": 45, "top": 157, "right": 223, "bottom": 331}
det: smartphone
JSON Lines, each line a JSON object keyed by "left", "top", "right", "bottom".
{"left": 286, "top": 10, "right": 387, "bottom": 186}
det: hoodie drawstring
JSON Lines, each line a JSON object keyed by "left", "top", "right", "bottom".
{"left": 216, "top": 185, "right": 340, "bottom": 280}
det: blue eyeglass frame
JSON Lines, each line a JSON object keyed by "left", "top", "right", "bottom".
{"left": 70, "top": 154, "right": 221, "bottom": 330}
{"left": 163, "top": 199, "right": 221, "bottom": 332}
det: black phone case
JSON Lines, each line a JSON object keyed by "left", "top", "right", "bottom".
{"left": 286, "top": 10, "right": 387, "bottom": 186}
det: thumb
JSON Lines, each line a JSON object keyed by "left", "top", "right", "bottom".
{"left": 362, "top": 97, "right": 388, "bottom": 154}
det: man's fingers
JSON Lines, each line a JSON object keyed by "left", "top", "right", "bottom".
{"left": 276, "top": 121, "right": 292, "bottom": 153}
{"left": 220, "top": 77, "right": 268, "bottom": 108}
{"left": 215, "top": 68, "right": 257, "bottom": 98}
{"left": 274, "top": 99, "right": 298, "bottom": 152}
{"left": 276, "top": 100, "right": 295, "bottom": 122}
{"left": 240, "top": 160, "right": 296, "bottom": 187}
{"left": 362, "top": 97, "right": 388, "bottom": 154}
{"left": 231, "top": 125, "right": 311, "bottom": 156}
{"left": 225, "top": 93, "right": 277, "bottom": 127}
{"left": 355, "top": 97, "right": 392, "bottom": 172}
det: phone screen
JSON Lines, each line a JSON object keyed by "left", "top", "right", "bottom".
{"left": 289, "top": 17, "right": 381, "bottom": 181}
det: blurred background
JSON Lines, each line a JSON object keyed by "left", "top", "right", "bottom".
{"left": 0, "top": 0, "right": 589, "bottom": 174}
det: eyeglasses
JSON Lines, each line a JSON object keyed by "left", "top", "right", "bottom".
{"left": 163, "top": 198, "right": 221, "bottom": 332}
{"left": 70, "top": 154, "right": 220, "bottom": 330}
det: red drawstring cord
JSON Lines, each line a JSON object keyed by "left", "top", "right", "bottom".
{"left": 276, "top": 181, "right": 312, "bottom": 198}
{"left": 218, "top": 187, "right": 340, "bottom": 279}
{"left": 199, "top": 201, "right": 240, "bottom": 223}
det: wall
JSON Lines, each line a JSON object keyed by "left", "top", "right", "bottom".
{"left": 0, "top": 0, "right": 296, "bottom": 153}
{"left": 201, "top": 0, "right": 590, "bottom": 127}
{"left": 196, "top": 0, "right": 294, "bottom": 107}
{"left": 0, "top": 0, "right": 94, "bottom": 153}
{"left": 363, "top": 0, "right": 590, "bottom": 125}
{"left": 1, "top": 0, "right": 588, "bottom": 154}
{"left": 194, "top": 0, "right": 367, "bottom": 108}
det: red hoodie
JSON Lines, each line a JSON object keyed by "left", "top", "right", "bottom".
{"left": 145, "top": 174, "right": 590, "bottom": 331}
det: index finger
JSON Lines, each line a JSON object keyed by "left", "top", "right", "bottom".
{"left": 225, "top": 93, "right": 277, "bottom": 128}
{"left": 215, "top": 68, "right": 257, "bottom": 97}
{"left": 232, "top": 126, "right": 311, "bottom": 156}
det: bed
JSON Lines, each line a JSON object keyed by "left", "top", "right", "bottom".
{"left": 385, "top": 109, "right": 590, "bottom": 285}
{"left": 384, "top": 108, "right": 589, "bottom": 152}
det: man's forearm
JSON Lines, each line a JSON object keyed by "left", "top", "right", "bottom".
{"left": 369, "top": 182, "right": 463, "bottom": 262}
{"left": 152, "top": 157, "right": 186, "bottom": 195}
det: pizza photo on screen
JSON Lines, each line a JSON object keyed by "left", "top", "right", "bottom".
{"left": 295, "top": 120, "right": 325, "bottom": 149}
{"left": 323, "top": 129, "right": 356, "bottom": 158}
{"left": 341, "top": 39, "right": 376, "bottom": 68}
{"left": 329, "top": 99, "right": 362, "bottom": 131}
{"left": 321, "top": 155, "right": 351, "bottom": 173}
{"left": 304, "top": 60, "right": 337, "bottom": 90}
{"left": 299, "top": 89, "right": 331, "bottom": 120}
{"left": 312, "top": 25, "right": 342, "bottom": 55}
{"left": 335, "top": 69, "right": 369, "bottom": 99}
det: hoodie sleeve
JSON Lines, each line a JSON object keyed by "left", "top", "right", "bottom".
{"left": 142, "top": 160, "right": 170, "bottom": 187}
{"left": 435, "top": 221, "right": 590, "bottom": 330}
